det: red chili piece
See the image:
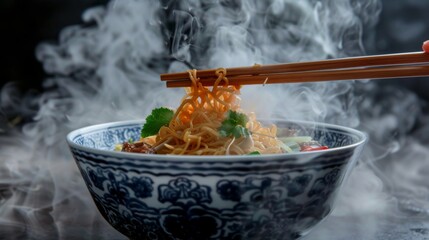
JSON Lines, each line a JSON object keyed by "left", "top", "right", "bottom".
{"left": 300, "top": 145, "right": 329, "bottom": 152}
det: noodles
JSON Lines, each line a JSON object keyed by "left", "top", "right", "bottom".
{"left": 156, "top": 69, "right": 273, "bottom": 155}
{"left": 137, "top": 69, "right": 281, "bottom": 155}
{"left": 120, "top": 68, "right": 328, "bottom": 155}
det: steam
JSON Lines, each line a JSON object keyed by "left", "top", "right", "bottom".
{"left": 1, "top": 0, "right": 428, "bottom": 239}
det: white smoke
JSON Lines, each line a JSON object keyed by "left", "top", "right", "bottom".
{"left": 1, "top": 0, "right": 428, "bottom": 239}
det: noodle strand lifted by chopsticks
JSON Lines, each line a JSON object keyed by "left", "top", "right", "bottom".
{"left": 146, "top": 68, "right": 283, "bottom": 155}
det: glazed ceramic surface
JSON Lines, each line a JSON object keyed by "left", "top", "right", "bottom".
{"left": 67, "top": 120, "right": 366, "bottom": 240}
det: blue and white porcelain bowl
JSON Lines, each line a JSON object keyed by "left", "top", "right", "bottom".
{"left": 66, "top": 120, "right": 366, "bottom": 240}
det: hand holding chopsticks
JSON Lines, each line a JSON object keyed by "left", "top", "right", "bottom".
{"left": 423, "top": 40, "right": 429, "bottom": 53}
{"left": 161, "top": 51, "right": 429, "bottom": 88}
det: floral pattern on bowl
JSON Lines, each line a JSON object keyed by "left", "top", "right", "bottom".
{"left": 67, "top": 120, "right": 366, "bottom": 240}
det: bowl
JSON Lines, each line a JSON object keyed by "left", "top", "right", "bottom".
{"left": 66, "top": 119, "right": 366, "bottom": 240}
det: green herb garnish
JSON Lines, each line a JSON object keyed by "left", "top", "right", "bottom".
{"left": 141, "top": 107, "right": 174, "bottom": 138}
{"left": 219, "top": 110, "right": 250, "bottom": 138}
{"left": 248, "top": 151, "right": 260, "bottom": 155}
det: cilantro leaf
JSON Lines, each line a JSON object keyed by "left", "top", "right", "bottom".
{"left": 141, "top": 107, "right": 174, "bottom": 137}
{"left": 248, "top": 151, "right": 260, "bottom": 155}
{"left": 219, "top": 110, "right": 250, "bottom": 138}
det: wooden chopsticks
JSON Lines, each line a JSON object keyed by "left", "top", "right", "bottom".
{"left": 161, "top": 52, "right": 429, "bottom": 87}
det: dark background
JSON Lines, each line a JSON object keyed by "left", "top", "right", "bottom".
{"left": 1, "top": 0, "right": 429, "bottom": 111}
{"left": 0, "top": 0, "right": 106, "bottom": 91}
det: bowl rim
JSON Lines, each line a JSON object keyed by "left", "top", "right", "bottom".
{"left": 66, "top": 119, "right": 367, "bottom": 162}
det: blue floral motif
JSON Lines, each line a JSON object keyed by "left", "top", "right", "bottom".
{"left": 240, "top": 177, "right": 286, "bottom": 207}
{"left": 82, "top": 167, "right": 169, "bottom": 239}
{"left": 159, "top": 177, "right": 212, "bottom": 204}
{"left": 104, "top": 172, "right": 132, "bottom": 206}
{"left": 79, "top": 166, "right": 346, "bottom": 240}
{"left": 214, "top": 174, "right": 339, "bottom": 239}
{"left": 160, "top": 203, "right": 223, "bottom": 240}
{"left": 281, "top": 174, "right": 313, "bottom": 197}
{"left": 129, "top": 176, "right": 153, "bottom": 198}
{"left": 312, "top": 129, "right": 354, "bottom": 148}
{"left": 308, "top": 168, "right": 341, "bottom": 198}
{"left": 217, "top": 180, "right": 242, "bottom": 202}
{"left": 88, "top": 167, "right": 108, "bottom": 190}
{"left": 86, "top": 167, "right": 154, "bottom": 200}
